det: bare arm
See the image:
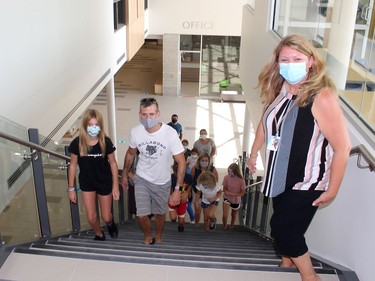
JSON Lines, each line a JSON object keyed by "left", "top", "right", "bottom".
{"left": 67, "top": 153, "right": 78, "bottom": 204}
{"left": 174, "top": 152, "right": 186, "bottom": 186}
{"left": 248, "top": 120, "right": 265, "bottom": 174}
{"left": 210, "top": 140, "right": 216, "bottom": 158}
{"left": 121, "top": 147, "right": 137, "bottom": 190}
{"left": 311, "top": 89, "right": 351, "bottom": 206}
{"left": 108, "top": 153, "right": 119, "bottom": 200}
{"left": 169, "top": 152, "right": 186, "bottom": 206}
{"left": 208, "top": 189, "right": 223, "bottom": 203}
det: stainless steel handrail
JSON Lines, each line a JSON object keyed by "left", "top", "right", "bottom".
{"left": 245, "top": 180, "right": 263, "bottom": 190}
{"left": 0, "top": 130, "right": 70, "bottom": 161}
{"left": 350, "top": 144, "right": 375, "bottom": 172}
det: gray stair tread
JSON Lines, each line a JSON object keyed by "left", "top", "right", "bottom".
{"left": 12, "top": 222, "right": 337, "bottom": 274}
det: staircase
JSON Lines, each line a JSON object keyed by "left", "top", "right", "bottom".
{"left": 9, "top": 221, "right": 339, "bottom": 277}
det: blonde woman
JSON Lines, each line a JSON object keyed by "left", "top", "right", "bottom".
{"left": 248, "top": 35, "right": 351, "bottom": 281}
{"left": 68, "top": 109, "right": 119, "bottom": 240}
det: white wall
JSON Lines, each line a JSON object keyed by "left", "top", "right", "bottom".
{"left": 0, "top": 0, "right": 127, "bottom": 141}
{"left": 148, "top": 0, "right": 247, "bottom": 36}
{"left": 239, "top": 1, "right": 375, "bottom": 281}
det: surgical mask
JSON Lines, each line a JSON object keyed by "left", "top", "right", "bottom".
{"left": 139, "top": 118, "right": 160, "bottom": 129}
{"left": 279, "top": 62, "right": 307, "bottom": 85}
{"left": 183, "top": 145, "right": 188, "bottom": 150}
{"left": 172, "top": 118, "right": 178, "bottom": 123}
{"left": 202, "top": 184, "right": 210, "bottom": 189}
{"left": 229, "top": 172, "right": 235, "bottom": 177}
{"left": 200, "top": 161, "right": 209, "bottom": 168}
{"left": 200, "top": 134, "right": 207, "bottom": 140}
{"left": 191, "top": 154, "right": 198, "bottom": 159}
{"left": 87, "top": 125, "right": 101, "bottom": 137}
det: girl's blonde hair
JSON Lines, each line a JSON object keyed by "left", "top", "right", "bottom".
{"left": 79, "top": 109, "right": 106, "bottom": 157}
{"left": 257, "top": 34, "right": 336, "bottom": 107}
{"left": 197, "top": 171, "right": 217, "bottom": 190}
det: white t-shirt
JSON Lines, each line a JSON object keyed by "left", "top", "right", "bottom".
{"left": 128, "top": 123, "right": 184, "bottom": 184}
{"left": 196, "top": 183, "right": 222, "bottom": 205}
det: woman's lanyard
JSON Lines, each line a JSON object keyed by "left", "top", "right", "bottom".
{"left": 268, "top": 98, "right": 295, "bottom": 151}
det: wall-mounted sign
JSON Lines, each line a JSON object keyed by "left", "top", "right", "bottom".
{"left": 182, "top": 21, "right": 214, "bottom": 30}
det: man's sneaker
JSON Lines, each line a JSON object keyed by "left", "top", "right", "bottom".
{"left": 209, "top": 218, "right": 217, "bottom": 231}
{"left": 107, "top": 222, "right": 118, "bottom": 238}
{"left": 94, "top": 231, "right": 106, "bottom": 241}
{"left": 178, "top": 225, "right": 184, "bottom": 232}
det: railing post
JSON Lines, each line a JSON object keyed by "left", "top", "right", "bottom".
{"left": 64, "top": 146, "right": 81, "bottom": 232}
{"left": 28, "top": 128, "right": 51, "bottom": 238}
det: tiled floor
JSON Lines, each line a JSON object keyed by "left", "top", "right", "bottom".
{"left": 0, "top": 253, "right": 340, "bottom": 281}
{"left": 0, "top": 45, "right": 341, "bottom": 281}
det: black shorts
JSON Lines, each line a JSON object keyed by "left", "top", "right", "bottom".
{"left": 80, "top": 184, "right": 112, "bottom": 196}
{"left": 270, "top": 189, "right": 323, "bottom": 258}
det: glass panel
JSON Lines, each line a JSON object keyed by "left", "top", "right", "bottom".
{"left": 181, "top": 51, "right": 200, "bottom": 96}
{"left": 41, "top": 151, "right": 75, "bottom": 236}
{"left": 273, "top": 0, "right": 333, "bottom": 46}
{"left": 347, "top": 0, "right": 375, "bottom": 131}
{"left": 200, "top": 36, "right": 241, "bottom": 97}
{"left": 0, "top": 118, "right": 40, "bottom": 245}
{"left": 180, "top": 35, "right": 201, "bottom": 51}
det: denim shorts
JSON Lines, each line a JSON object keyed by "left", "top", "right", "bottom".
{"left": 201, "top": 200, "right": 219, "bottom": 209}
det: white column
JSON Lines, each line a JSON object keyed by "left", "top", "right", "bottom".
{"left": 242, "top": 104, "right": 251, "bottom": 156}
{"left": 163, "top": 34, "right": 181, "bottom": 96}
{"left": 106, "top": 77, "right": 118, "bottom": 160}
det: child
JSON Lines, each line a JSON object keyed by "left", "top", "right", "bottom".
{"left": 195, "top": 171, "right": 222, "bottom": 232}
{"left": 186, "top": 148, "right": 199, "bottom": 174}
{"left": 68, "top": 109, "right": 119, "bottom": 240}
{"left": 222, "top": 163, "right": 246, "bottom": 229}
{"left": 168, "top": 162, "right": 193, "bottom": 232}
{"left": 182, "top": 139, "right": 191, "bottom": 160}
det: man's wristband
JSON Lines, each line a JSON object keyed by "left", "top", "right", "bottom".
{"left": 174, "top": 186, "right": 182, "bottom": 191}
{"left": 67, "top": 187, "right": 76, "bottom": 192}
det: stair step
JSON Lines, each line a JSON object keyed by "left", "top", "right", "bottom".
{"left": 12, "top": 222, "right": 338, "bottom": 275}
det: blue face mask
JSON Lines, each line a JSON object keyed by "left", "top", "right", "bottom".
{"left": 87, "top": 125, "right": 101, "bottom": 137}
{"left": 139, "top": 118, "right": 160, "bottom": 129}
{"left": 279, "top": 62, "right": 307, "bottom": 85}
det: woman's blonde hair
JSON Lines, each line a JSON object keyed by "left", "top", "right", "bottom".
{"left": 79, "top": 109, "right": 106, "bottom": 157}
{"left": 197, "top": 171, "right": 217, "bottom": 190}
{"left": 257, "top": 34, "right": 336, "bottom": 107}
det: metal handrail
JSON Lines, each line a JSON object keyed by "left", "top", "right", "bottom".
{"left": 350, "top": 144, "right": 375, "bottom": 172}
{"left": 0, "top": 130, "right": 69, "bottom": 161}
{"left": 245, "top": 180, "right": 263, "bottom": 190}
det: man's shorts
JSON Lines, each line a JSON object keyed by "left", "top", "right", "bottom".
{"left": 134, "top": 175, "right": 171, "bottom": 216}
